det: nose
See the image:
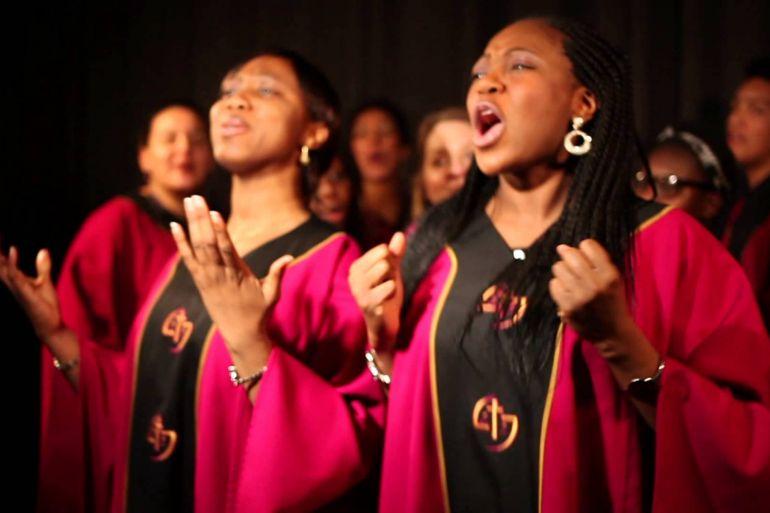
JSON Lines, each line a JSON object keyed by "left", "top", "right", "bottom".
{"left": 316, "top": 178, "right": 335, "bottom": 200}
{"left": 224, "top": 93, "right": 248, "bottom": 111}
{"left": 727, "top": 104, "right": 744, "bottom": 128}
{"left": 176, "top": 135, "right": 192, "bottom": 153}
{"left": 448, "top": 160, "right": 468, "bottom": 178}
{"left": 475, "top": 71, "right": 504, "bottom": 95}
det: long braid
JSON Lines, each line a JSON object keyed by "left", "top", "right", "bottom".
{"left": 403, "top": 18, "right": 642, "bottom": 380}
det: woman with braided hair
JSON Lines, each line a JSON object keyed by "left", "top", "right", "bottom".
{"left": 350, "top": 17, "right": 770, "bottom": 513}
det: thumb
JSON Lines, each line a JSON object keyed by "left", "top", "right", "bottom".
{"left": 35, "top": 249, "right": 53, "bottom": 286}
{"left": 262, "top": 254, "right": 294, "bottom": 306}
{"left": 388, "top": 231, "right": 407, "bottom": 263}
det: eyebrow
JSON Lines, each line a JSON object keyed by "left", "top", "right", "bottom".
{"left": 480, "top": 46, "right": 537, "bottom": 59}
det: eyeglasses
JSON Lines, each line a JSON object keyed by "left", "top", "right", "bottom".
{"left": 632, "top": 170, "right": 717, "bottom": 199}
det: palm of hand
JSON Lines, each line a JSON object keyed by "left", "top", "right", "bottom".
{"left": 0, "top": 247, "right": 62, "bottom": 338}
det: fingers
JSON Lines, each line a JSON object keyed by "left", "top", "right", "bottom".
{"left": 577, "top": 239, "right": 612, "bottom": 269}
{"left": 7, "top": 246, "right": 31, "bottom": 284}
{"left": 351, "top": 244, "right": 390, "bottom": 275}
{"left": 549, "top": 277, "right": 573, "bottom": 313}
{"left": 555, "top": 244, "right": 596, "bottom": 283}
{"left": 9, "top": 246, "right": 19, "bottom": 269}
{"left": 262, "top": 255, "right": 294, "bottom": 306}
{"left": 363, "top": 259, "right": 394, "bottom": 289}
{"left": 388, "top": 231, "right": 406, "bottom": 261}
{"left": 184, "top": 195, "right": 223, "bottom": 266}
{"left": 550, "top": 240, "right": 622, "bottom": 316}
{"left": 1, "top": 246, "right": 37, "bottom": 298}
{"left": 369, "top": 279, "right": 397, "bottom": 307}
{"left": 170, "top": 222, "right": 199, "bottom": 274}
{"left": 210, "top": 211, "right": 241, "bottom": 271}
{"left": 34, "top": 249, "right": 52, "bottom": 286}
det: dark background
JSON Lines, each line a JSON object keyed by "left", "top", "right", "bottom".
{"left": 2, "top": 0, "right": 769, "bottom": 507}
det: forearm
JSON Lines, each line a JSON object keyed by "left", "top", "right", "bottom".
{"left": 225, "top": 332, "right": 273, "bottom": 403}
{"left": 592, "top": 320, "right": 660, "bottom": 426}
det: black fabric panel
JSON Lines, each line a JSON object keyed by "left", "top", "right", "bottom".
{"left": 126, "top": 216, "right": 337, "bottom": 512}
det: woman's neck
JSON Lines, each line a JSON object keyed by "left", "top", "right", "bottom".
{"left": 227, "top": 163, "right": 309, "bottom": 254}
{"left": 486, "top": 165, "right": 571, "bottom": 249}
{"left": 141, "top": 183, "right": 185, "bottom": 217}
{"left": 360, "top": 178, "right": 402, "bottom": 225}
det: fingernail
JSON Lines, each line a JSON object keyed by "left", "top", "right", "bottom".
{"left": 193, "top": 195, "right": 205, "bottom": 207}
{"left": 209, "top": 211, "right": 222, "bottom": 223}
{"left": 170, "top": 222, "right": 181, "bottom": 233}
{"left": 183, "top": 197, "right": 192, "bottom": 211}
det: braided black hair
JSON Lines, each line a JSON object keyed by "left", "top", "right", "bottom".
{"left": 402, "top": 17, "right": 641, "bottom": 380}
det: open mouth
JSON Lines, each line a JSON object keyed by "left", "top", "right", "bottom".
{"left": 473, "top": 102, "right": 505, "bottom": 148}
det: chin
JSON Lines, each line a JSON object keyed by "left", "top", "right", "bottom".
{"left": 215, "top": 154, "right": 259, "bottom": 175}
{"left": 361, "top": 167, "right": 397, "bottom": 183}
{"left": 474, "top": 152, "right": 512, "bottom": 177}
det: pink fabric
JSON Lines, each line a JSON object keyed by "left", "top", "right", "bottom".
{"left": 39, "top": 197, "right": 178, "bottom": 513}
{"left": 380, "top": 250, "right": 453, "bottom": 513}
{"left": 107, "top": 234, "right": 385, "bottom": 513}
{"left": 382, "top": 208, "right": 770, "bottom": 513}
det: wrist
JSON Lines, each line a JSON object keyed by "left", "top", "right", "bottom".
{"left": 39, "top": 323, "right": 70, "bottom": 345}
{"left": 592, "top": 320, "right": 662, "bottom": 389}
{"left": 365, "top": 348, "right": 392, "bottom": 388}
{"left": 42, "top": 327, "right": 78, "bottom": 356}
{"left": 591, "top": 317, "right": 642, "bottom": 362}
{"left": 226, "top": 327, "right": 273, "bottom": 358}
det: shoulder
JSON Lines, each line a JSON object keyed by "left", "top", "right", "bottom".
{"left": 84, "top": 195, "right": 141, "bottom": 224}
{"left": 634, "top": 203, "right": 728, "bottom": 259}
{"left": 631, "top": 204, "right": 754, "bottom": 309}
{"left": 291, "top": 219, "right": 361, "bottom": 268}
{"left": 68, "top": 196, "right": 141, "bottom": 247}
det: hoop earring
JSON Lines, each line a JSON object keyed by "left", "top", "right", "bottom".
{"left": 300, "top": 145, "right": 311, "bottom": 166}
{"left": 563, "top": 116, "right": 592, "bottom": 156}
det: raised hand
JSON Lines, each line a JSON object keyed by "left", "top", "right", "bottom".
{"left": 549, "top": 239, "right": 661, "bottom": 418}
{"left": 548, "top": 239, "right": 630, "bottom": 342}
{"left": 171, "top": 195, "right": 292, "bottom": 366}
{"left": 0, "top": 246, "right": 63, "bottom": 340}
{"left": 0, "top": 245, "right": 80, "bottom": 385}
{"left": 348, "top": 232, "right": 406, "bottom": 373}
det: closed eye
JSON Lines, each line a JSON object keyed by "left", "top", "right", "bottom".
{"left": 510, "top": 62, "right": 534, "bottom": 71}
{"left": 469, "top": 71, "right": 486, "bottom": 82}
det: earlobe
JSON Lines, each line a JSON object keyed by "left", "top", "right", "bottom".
{"left": 304, "top": 123, "right": 330, "bottom": 150}
{"left": 572, "top": 87, "right": 599, "bottom": 122}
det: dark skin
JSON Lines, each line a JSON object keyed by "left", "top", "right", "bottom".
{"left": 349, "top": 19, "right": 660, "bottom": 426}
{"left": 0, "top": 56, "right": 330, "bottom": 404}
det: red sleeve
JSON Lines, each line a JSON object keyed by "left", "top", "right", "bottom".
{"left": 634, "top": 210, "right": 770, "bottom": 513}
{"left": 39, "top": 197, "right": 176, "bottom": 513}
{"left": 196, "top": 236, "right": 386, "bottom": 513}
{"left": 241, "top": 238, "right": 386, "bottom": 511}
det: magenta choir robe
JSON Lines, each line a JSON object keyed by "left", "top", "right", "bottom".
{"left": 74, "top": 217, "right": 385, "bottom": 513}
{"left": 39, "top": 195, "right": 182, "bottom": 513}
{"left": 381, "top": 205, "right": 770, "bottom": 513}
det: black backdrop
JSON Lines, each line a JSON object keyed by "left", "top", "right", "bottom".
{"left": 2, "top": 0, "right": 769, "bottom": 506}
